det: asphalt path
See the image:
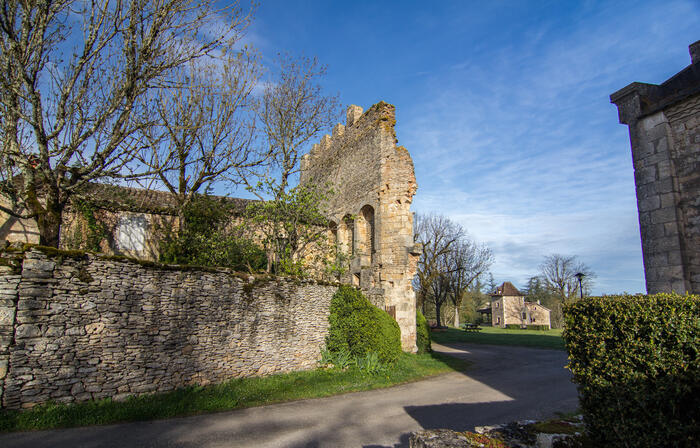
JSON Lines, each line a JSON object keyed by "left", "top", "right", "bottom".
{"left": 0, "top": 343, "right": 579, "bottom": 448}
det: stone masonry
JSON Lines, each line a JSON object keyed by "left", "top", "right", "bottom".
{"left": 611, "top": 41, "right": 700, "bottom": 294}
{"left": 300, "top": 102, "right": 421, "bottom": 352}
{"left": 0, "top": 246, "right": 336, "bottom": 409}
{"left": 489, "top": 282, "right": 551, "bottom": 329}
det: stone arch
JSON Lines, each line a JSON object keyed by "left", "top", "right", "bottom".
{"left": 357, "top": 205, "right": 375, "bottom": 262}
{"left": 339, "top": 214, "right": 354, "bottom": 256}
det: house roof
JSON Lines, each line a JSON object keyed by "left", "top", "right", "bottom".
{"left": 524, "top": 301, "right": 551, "bottom": 312}
{"left": 490, "top": 281, "right": 523, "bottom": 297}
{"left": 77, "top": 183, "right": 254, "bottom": 216}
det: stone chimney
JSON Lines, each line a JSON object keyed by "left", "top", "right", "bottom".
{"left": 690, "top": 40, "right": 700, "bottom": 65}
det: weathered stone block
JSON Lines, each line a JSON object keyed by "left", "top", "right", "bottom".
{"left": 15, "top": 324, "right": 41, "bottom": 339}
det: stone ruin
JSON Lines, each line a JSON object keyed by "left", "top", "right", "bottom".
{"left": 611, "top": 41, "right": 700, "bottom": 294}
{"left": 301, "top": 102, "right": 421, "bottom": 352}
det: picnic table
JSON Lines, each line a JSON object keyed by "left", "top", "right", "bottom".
{"left": 462, "top": 323, "right": 482, "bottom": 332}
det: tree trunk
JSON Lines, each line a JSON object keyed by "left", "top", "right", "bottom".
{"left": 454, "top": 306, "right": 460, "bottom": 328}
{"left": 37, "top": 206, "right": 62, "bottom": 247}
{"left": 435, "top": 301, "right": 442, "bottom": 327}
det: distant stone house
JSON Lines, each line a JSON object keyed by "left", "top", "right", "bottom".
{"left": 485, "top": 282, "right": 551, "bottom": 329}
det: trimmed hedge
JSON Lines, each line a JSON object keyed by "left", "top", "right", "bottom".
{"left": 563, "top": 293, "right": 700, "bottom": 448}
{"left": 416, "top": 310, "right": 431, "bottom": 354}
{"left": 526, "top": 325, "right": 549, "bottom": 331}
{"left": 505, "top": 324, "right": 522, "bottom": 330}
{"left": 326, "top": 286, "right": 402, "bottom": 364}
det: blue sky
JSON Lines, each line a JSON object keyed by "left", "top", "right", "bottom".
{"left": 244, "top": 0, "right": 700, "bottom": 294}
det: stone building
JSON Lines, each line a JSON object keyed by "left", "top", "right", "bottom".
{"left": 300, "top": 102, "right": 421, "bottom": 352}
{"left": 488, "top": 282, "right": 551, "bottom": 329}
{"left": 610, "top": 41, "right": 700, "bottom": 294}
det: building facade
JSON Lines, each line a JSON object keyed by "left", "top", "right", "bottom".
{"left": 610, "top": 41, "right": 700, "bottom": 294}
{"left": 489, "top": 282, "right": 551, "bottom": 329}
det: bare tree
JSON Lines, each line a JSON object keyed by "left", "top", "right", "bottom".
{"left": 539, "top": 254, "right": 594, "bottom": 301}
{"left": 447, "top": 239, "right": 493, "bottom": 327}
{"left": 137, "top": 51, "right": 263, "bottom": 221}
{"left": 0, "top": 0, "right": 251, "bottom": 246}
{"left": 414, "top": 213, "right": 492, "bottom": 327}
{"left": 245, "top": 54, "right": 341, "bottom": 273}
{"left": 414, "top": 214, "right": 464, "bottom": 321}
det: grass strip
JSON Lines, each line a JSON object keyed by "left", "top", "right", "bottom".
{"left": 0, "top": 351, "right": 468, "bottom": 433}
{"left": 431, "top": 327, "right": 565, "bottom": 350}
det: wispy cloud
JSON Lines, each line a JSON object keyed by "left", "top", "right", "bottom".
{"left": 399, "top": 0, "right": 698, "bottom": 294}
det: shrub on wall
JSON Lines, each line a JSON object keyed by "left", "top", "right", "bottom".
{"left": 158, "top": 195, "right": 266, "bottom": 271}
{"left": 416, "top": 310, "right": 431, "bottom": 354}
{"left": 563, "top": 293, "right": 700, "bottom": 448}
{"left": 326, "top": 285, "right": 402, "bottom": 364}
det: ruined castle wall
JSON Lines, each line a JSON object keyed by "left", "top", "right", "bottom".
{"left": 0, "top": 247, "right": 336, "bottom": 409}
{"left": 301, "top": 102, "right": 419, "bottom": 352}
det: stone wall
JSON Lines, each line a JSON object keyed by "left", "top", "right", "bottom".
{"left": 0, "top": 247, "right": 336, "bottom": 409}
{"left": 300, "top": 102, "right": 421, "bottom": 352}
{"left": 490, "top": 296, "right": 550, "bottom": 329}
{"left": 611, "top": 41, "right": 700, "bottom": 294}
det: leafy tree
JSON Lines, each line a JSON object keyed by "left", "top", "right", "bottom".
{"left": 0, "top": 0, "right": 250, "bottom": 247}
{"left": 246, "top": 182, "right": 332, "bottom": 276}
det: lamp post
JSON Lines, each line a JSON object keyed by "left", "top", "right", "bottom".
{"left": 574, "top": 272, "right": 585, "bottom": 299}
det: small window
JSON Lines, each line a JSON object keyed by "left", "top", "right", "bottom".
{"left": 496, "top": 317, "right": 501, "bottom": 324}
{"left": 116, "top": 215, "right": 147, "bottom": 253}
{"left": 522, "top": 312, "right": 527, "bottom": 319}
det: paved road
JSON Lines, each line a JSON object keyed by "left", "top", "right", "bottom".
{"left": 0, "top": 343, "right": 578, "bottom": 448}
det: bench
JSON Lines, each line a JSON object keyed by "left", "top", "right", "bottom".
{"left": 462, "top": 323, "right": 482, "bottom": 332}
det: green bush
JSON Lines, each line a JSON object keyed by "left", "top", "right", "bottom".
{"left": 505, "top": 324, "right": 522, "bottom": 330}
{"left": 526, "top": 325, "right": 549, "bottom": 331}
{"left": 416, "top": 310, "right": 431, "bottom": 354}
{"left": 326, "top": 285, "right": 402, "bottom": 364}
{"left": 158, "top": 195, "right": 266, "bottom": 271}
{"left": 563, "top": 293, "right": 700, "bottom": 448}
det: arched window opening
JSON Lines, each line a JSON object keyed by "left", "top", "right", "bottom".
{"left": 340, "top": 214, "right": 354, "bottom": 256}
{"left": 358, "top": 205, "right": 375, "bottom": 261}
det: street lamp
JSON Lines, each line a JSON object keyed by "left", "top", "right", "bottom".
{"left": 574, "top": 272, "right": 585, "bottom": 299}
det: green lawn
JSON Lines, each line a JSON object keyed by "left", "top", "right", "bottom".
{"left": 430, "top": 326, "right": 565, "bottom": 351}
{"left": 0, "top": 351, "right": 469, "bottom": 433}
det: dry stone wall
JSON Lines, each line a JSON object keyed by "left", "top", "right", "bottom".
{"left": 0, "top": 247, "right": 336, "bottom": 409}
